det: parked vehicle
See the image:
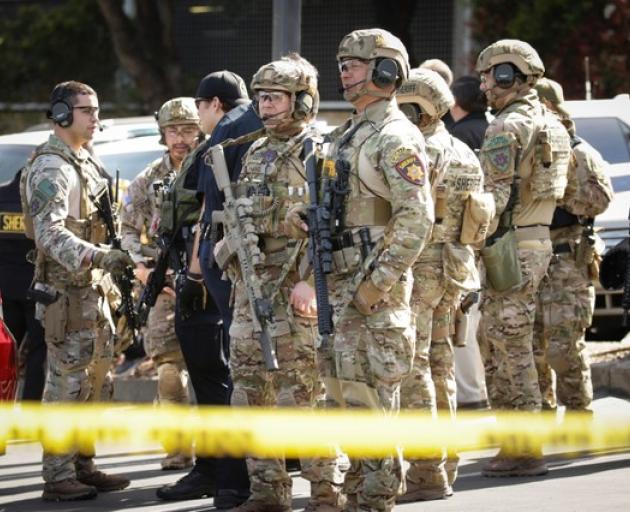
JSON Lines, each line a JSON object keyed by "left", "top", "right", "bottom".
{"left": 564, "top": 94, "right": 630, "bottom": 338}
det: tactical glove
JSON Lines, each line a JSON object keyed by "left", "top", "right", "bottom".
{"left": 353, "top": 279, "right": 385, "bottom": 316}
{"left": 179, "top": 274, "right": 207, "bottom": 319}
{"left": 92, "top": 249, "right": 134, "bottom": 278}
{"left": 284, "top": 204, "right": 309, "bottom": 239}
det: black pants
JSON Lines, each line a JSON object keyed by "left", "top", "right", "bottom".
{"left": 2, "top": 298, "right": 46, "bottom": 401}
{"left": 174, "top": 274, "right": 249, "bottom": 492}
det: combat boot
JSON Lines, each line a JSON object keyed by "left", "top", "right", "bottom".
{"left": 161, "top": 453, "right": 194, "bottom": 470}
{"left": 42, "top": 478, "right": 98, "bottom": 501}
{"left": 396, "top": 482, "right": 453, "bottom": 503}
{"left": 482, "top": 451, "right": 548, "bottom": 477}
{"left": 77, "top": 470, "right": 131, "bottom": 491}
{"left": 228, "top": 498, "right": 292, "bottom": 512}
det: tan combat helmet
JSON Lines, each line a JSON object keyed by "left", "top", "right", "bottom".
{"left": 337, "top": 28, "right": 410, "bottom": 92}
{"left": 535, "top": 77, "right": 571, "bottom": 118}
{"left": 251, "top": 53, "right": 319, "bottom": 121}
{"left": 475, "top": 39, "right": 545, "bottom": 85}
{"left": 156, "top": 97, "right": 199, "bottom": 144}
{"left": 397, "top": 68, "right": 455, "bottom": 123}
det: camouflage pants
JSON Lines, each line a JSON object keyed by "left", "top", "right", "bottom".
{"left": 229, "top": 280, "right": 320, "bottom": 507}
{"left": 316, "top": 271, "right": 415, "bottom": 512}
{"left": 480, "top": 240, "right": 552, "bottom": 412}
{"left": 400, "top": 258, "right": 458, "bottom": 493}
{"left": 534, "top": 250, "right": 594, "bottom": 410}
{"left": 41, "top": 285, "right": 114, "bottom": 483}
{"left": 146, "top": 293, "right": 189, "bottom": 407}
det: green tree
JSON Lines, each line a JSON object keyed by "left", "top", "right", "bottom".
{"left": 471, "top": 0, "right": 630, "bottom": 99}
{"left": 0, "top": 0, "right": 118, "bottom": 102}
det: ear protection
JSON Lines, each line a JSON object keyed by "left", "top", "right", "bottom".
{"left": 293, "top": 91, "right": 314, "bottom": 120}
{"left": 399, "top": 103, "right": 423, "bottom": 125}
{"left": 47, "top": 86, "right": 74, "bottom": 128}
{"left": 372, "top": 58, "right": 399, "bottom": 89}
{"left": 493, "top": 63, "right": 524, "bottom": 89}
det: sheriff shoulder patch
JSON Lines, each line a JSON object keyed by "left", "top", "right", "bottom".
{"left": 394, "top": 153, "right": 425, "bottom": 186}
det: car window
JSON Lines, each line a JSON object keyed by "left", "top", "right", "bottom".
{"left": 99, "top": 150, "right": 163, "bottom": 181}
{"left": 573, "top": 117, "right": 630, "bottom": 164}
{"left": 0, "top": 144, "right": 35, "bottom": 184}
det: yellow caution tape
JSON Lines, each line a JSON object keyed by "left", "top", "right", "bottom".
{"left": 1, "top": 403, "right": 629, "bottom": 458}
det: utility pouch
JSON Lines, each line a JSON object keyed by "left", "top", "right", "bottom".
{"left": 44, "top": 294, "right": 68, "bottom": 342}
{"left": 454, "top": 307, "right": 469, "bottom": 347}
{"left": 481, "top": 230, "right": 522, "bottom": 292}
{"left": 460, "top": 192, "right": 495, "bottom": 246}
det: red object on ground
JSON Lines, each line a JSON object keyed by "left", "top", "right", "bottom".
{"left": 0, "top": 291, "right": 17, "bottom": 401}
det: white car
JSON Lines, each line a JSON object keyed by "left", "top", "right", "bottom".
{"left": 0, "top": 125, "right": 162, "bottom": 185}
{"left": 564, "top": 94, "right": 630, "bottom": 335}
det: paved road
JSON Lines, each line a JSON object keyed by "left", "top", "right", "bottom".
{"left": 1, "top": 397, "right": 630, "bottom": 512}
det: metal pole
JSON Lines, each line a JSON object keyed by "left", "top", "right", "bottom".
{"left": 272, "top": 0, "right": 302, "bottom": 60}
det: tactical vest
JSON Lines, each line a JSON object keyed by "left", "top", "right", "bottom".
{"left": 527, "top": 104, "right": 571, "bottom": 201}
{"left": 426, "top": 129, "right": 483, "bottom": 244}
{"left": 158, "top": 150, "right": 202, "bottom": 240}
{"left": 327, "top": 118, "right": 399, "bottom": 231}
{"left": 21, "top": 146, "right": 109, "bottom": 287}
{"left": 236, "top": 132, "right": 310, "bottom": 241}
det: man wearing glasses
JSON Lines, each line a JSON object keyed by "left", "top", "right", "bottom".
{"left": 121, "top": 97, "right": 202, "bottom": 470}
{"left": 22, "top": 81, "right": 132, "bottom": 500}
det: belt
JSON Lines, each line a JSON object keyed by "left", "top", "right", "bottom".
{"left": 514, "top": 225, "right": 549, "bottom": 242}
{"left": 553, "top": 242, "right": 572, "bottom": 254}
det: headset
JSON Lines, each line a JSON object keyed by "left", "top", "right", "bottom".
{"left": 493, "top": 63, "right": 526, "bottom": 89}
{"left": 399, "top": 102, "right": 423, "bottom": 126}
{"left": 372, "top": 58, "right": 399, "bottom": 89}
{"left": 47, "top": 85, "right": 74, "bottom": 128}
{"left": 293, "top": 91, "right": 314, "bottom": 120}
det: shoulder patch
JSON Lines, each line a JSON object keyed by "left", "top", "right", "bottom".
{"left": 36, "top": 177, "right": 59, "bottom": 200}
{"left": 394, "top": 152, "right": 425, "bottom": 186}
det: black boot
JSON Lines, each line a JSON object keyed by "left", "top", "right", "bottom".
{"left": 156, "top": 469, "right": 215, "bottom": 500}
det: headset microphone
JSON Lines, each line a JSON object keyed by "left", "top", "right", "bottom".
{"left": 338, "top": 79, "right": 367, "bottom": 94}
{"left": 261, "top": 109, "right": 290, "bottom": 121}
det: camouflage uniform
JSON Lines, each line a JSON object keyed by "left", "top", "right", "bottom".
{"left": 22, "top": 134, "right": 117, "bottom": 484}
{"left": 225, "top": 56, "right": 321, "bottom": 512}
{"left": 315, "top": 30, "right": 433, "bottom": 512}
{"left": 121, "top": 153, "right": 189, "bottom": 403}
{"left": 121, "top": 98, "right": 200, "bottom": 468}
{"left": 396, "top": 69, "right": 486, "bottom": 501}
{"left": 476, "top": 40, "right": 571, "bottom": 476}
{"left": 533, "top": 79, "right": 613, "bottom": 411}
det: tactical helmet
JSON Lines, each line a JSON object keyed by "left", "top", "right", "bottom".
{"left": 251, "top": 53, "right": 319, "bottom": 120}
{"left": 475, "top": 39, "right": 545, "bottom": 83}
{"left": 535, "top": 77, "right": 571, "bottom": 118}
{"left": 397, "top": 68, "right": 455, "bottom": 119}
{"left": 337, "top": 28, "right": 410, "bottom": 85}
{"left": 156, "top": 97, "right": 199, "bottom": 128}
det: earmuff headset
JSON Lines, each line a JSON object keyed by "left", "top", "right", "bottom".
{"left": 399, "top": 103, "right": 423, "bottom": 126}
{"left": 493, "top": 63, "right": 525, "bottom": 89}
{"left": 372, "top": 58, "right": 399, "bottom": 89}
{"left": 47, "top": 86, "right": 74, "bottom": 128}
{"left": 293, "top": 91, "right": 314, "bottom": 120}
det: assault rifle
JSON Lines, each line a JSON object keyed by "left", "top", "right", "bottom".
{"left": 135, "top": 236, "right": 182, "bottom": 327}
{"left": 90, "top": 187, "right": 139, "bottom": 346}
{"left": 207, "top": 143, "right": 279, "bottom": 371}
{"left": 304, "top": 138, "right": 333, "bottom": 349}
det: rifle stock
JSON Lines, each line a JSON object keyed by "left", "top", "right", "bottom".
{"left": 207, "top": 144, "right": 279, "bottom": 371}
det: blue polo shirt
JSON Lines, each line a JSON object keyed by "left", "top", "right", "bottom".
{"left": 186, "top": 102, "right": 262, "bottom": 223}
